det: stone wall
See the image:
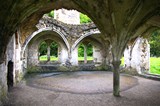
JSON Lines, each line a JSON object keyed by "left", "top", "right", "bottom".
{"left": 93, "top": 45, "right": 103, "bottom": 66}
{"left": 0, "top": 34, "right": 16, "bottom": 104}
{"left": 124, "top": 37, "right": 150, "bottom": 74}
{"left": 0, "top": 62, "right": 7, "bottom": 105}
{"left": 54, "top": 9, "right": 80, "bottom": 25}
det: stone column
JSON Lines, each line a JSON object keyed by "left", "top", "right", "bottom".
{"left": 93, "top": 46, "right": 103, "bottom": 66}
{"left": 47, "top": 45, "right": 51, "bottom": 61}
{"left": 59, "top": 47, "right": 68, "bottom": 65}
{"left": 70, "top": 47, "right": 78, "bottom": 66}
{"left": 45, "top": 40, "right": 53, "bottom": 62}
{"left": 83, "top": 44, "right": 87, "bottom": 64}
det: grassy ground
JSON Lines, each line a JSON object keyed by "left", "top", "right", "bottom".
{"left": 150, "top": 57, "right": 160, "bottom": 75}
{"left": 39, "top": 55, "right": 93, "bottom": 61}
{"left": 78, "top": 57, "right": 93, "bottom": 61}
{"left": 121, "top": 57, "right": 160, "bottom": 75}
{"left": 39, "top": 56, "right": 58, "bottom": 61}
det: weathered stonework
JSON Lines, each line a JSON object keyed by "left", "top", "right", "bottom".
{"left": 0, "top": 63, "right": 7, "bottom": 105}
{"left": 0, "top": 0, "right": 160, "bottom": 102}
{"left": 24, "top": 15, "right": 103, "bottom": 67}
{"left": 124, "top": 37, "right": 150, "bottom": 74}
{"left": 54, "top": 9, "right": 80, "bottom": 25}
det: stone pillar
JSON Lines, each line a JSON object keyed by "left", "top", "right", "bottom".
{"left": 46, "top": 40, "right": 52, "bottom": 62}
{"left": 58, "top": 48, "right": 68, "bottom": 65}
{"left": 70, "top": 47, "right": 78, "bottom": 66}
{"left": 83, "top": 44, "right": 87, "bottom": 64}
{"left": 7, "top": 34, "right": 16, "bottom": 84}
{"left": 124, "top": 37, "right": 150, "bottom": 74}
{"left": 93, "top": 46, "right": 103, "bottom": 66}
{"left": 112, "top": 60, "right": 121, "bottom": 96}
{"left": 47, "top": 45, "right": 51, "bottom": 61}
{"left": 15, "top": 30, "right": 23, "bottom": 82}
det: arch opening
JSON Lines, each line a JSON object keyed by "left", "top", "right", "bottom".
{"left": 38, "top": 40, "right": 58, "bottom": 63}
{"left": 78, "top": 43, "right": 93, "bottom": 64}
{"left": 7, "top": 60, "right": 14, "bottom": 91}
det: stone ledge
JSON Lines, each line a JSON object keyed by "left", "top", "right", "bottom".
{"left": 139, "top": 73, "right": 160, "bottom": 81}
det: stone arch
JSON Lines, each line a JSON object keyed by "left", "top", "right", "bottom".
{"left": 37, "top": 38, "right": 60, "bottom": 61}
{"left": 22, "top": 27, "right": 70, "bottom": 56}
{"left": 75, "top": 34, "right": 104, "bottom": 65}
{"left": 72, "top": 29, "right": 100, "bottom": 50}
{"left": 26, "top": 31, "right": 68, "bottom": 66}
{"left": 7, "top": 60, "right": 14, "bottom": 90}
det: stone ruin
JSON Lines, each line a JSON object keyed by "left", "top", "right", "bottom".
{"left": 1, "top": 0, "right": 160, "bottom": 103}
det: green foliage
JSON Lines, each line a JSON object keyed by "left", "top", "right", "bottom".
{"left": 78, "top": 43, "right": 93, "bottom": 57}
{"left": 50, "top": 42, "right": 58, "bottom": 57}
{"left": 39, "top": 41, "right": 47, "bottom": 56}
{"left": 80, "top": 13, "right": 92, "bottom": 24}
{"left": 39, "top": 41, "right": 58, "bottom": 57}
{"left": 78, "top": 44, "right": 84, "bottom": 57}
{"left": 120, "top": 57, "right": 124, "bottom": 66}
{"left": 39, "top": 55, "right": 58, "bottom": 61}
{"left": 149, "top": 30, "right": 160, "bottom": 57}
{"left": 87, "top": 43, "right": 93, "bottom": 56}
{"left": 78, "top": 57, "right": 93, "bottom": 61}
{"left": 48, "top": 10, "right": 54, "bottom": 17}
{"left": 150, "top": 57, "right": 160, "bottom": 75}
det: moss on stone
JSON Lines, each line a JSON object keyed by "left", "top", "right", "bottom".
{"left": 0, "top": 85, "right": 7, "bottom": 105}
{"left": 121, "top": 68, "right": 139, "bottom": 76}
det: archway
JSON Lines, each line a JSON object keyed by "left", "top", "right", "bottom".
{"left": 75, "top": 35, "right": 103, "bottom": 66}
{"left": 78, "top": 43, "right": 93, "bottom": 64}
{"left": 7, "top": 60, "right": 14, "bottom": 90}
{"left": 25, "top": 30, "right": 68, "bottom": 67}
{"left": 38, "top": 40, "right": 58, "bottom": 63}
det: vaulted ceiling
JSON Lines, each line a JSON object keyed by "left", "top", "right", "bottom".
{"left": 0, "top": 0, "right": 160, "bottom": 63}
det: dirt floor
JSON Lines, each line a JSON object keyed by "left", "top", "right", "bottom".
{"left": 4, "top": 71, "right": 160, "bottom": 106}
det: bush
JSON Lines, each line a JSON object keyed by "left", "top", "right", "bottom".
{"left": 80, "top": 13, "right": 92, "bottom": 24}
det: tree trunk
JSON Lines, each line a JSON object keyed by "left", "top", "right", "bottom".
{"left": 112, "top": 60, "right": 121, "bottom": 96}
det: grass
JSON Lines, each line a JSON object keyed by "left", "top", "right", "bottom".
{"left": 150, "top": 57, "right": 160, "bottom": 75}
{"left": 39, "top": 55, "right": 93, "bottom": 61}
{"left": 39, "top": 55, "right": 58, "bottom": 61}
{"left": 78, "top": 57, "right": 93, "bottom": 61}
{"left": 121, "top": 57, "right": 160, "bottom": 75}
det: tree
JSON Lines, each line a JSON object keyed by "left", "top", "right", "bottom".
{"left": 48, "top": 10, "right": 54, "bottom": 17}
{"left": 87, "top": 43, "right": 93, "bottom": 56}
{"left": 149, "top": 30, "right": 160, "bottom": 57}
{"left": 78, "top": 43, "right": 93, "bottom": 57}
{"left": 78, "top": 44, "right": 84, "bottom": 57}
{"left": 39, "top": 41, "right": 47, "bottom": 56}
{"left": 50, "top": 42, "right": 58, "bottom": 57}
{"left": 80, "top": 13, "right": 92, "bottom": 24}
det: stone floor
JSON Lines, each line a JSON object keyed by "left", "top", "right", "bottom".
{"left": 4, "top": 71, "right": 160, "bottom": 106}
